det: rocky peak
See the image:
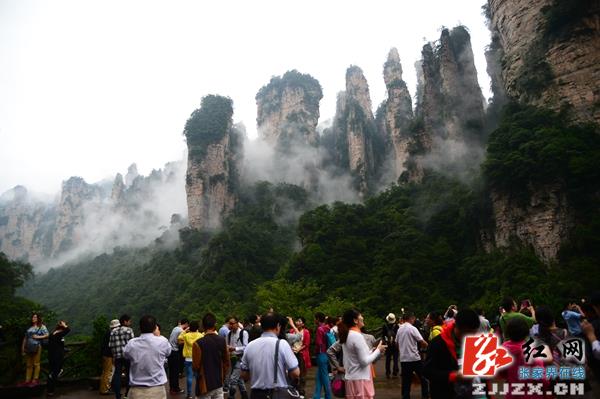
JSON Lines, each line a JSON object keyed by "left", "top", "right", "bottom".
{"left": 125, "top": 163, "right": 139, "bottom": 187}
{"left": 111, "top": 173, "right": 125, "bottom": 203}
{"left": 256, "top": 70, "right": 323, "bottom": 150}
{"left": 184, "top": 95, "right": 241, "bottom": 230}
{"left": 380, "top": 49, "right": 415, "bottom": 182}
{"left": 326, "top": 66, "right": 377, "bottom": 196}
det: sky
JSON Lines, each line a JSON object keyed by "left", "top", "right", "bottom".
{"left": 0, "top": 0, "right": 492, "bottom": 196}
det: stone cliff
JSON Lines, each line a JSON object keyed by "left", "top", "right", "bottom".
{"left": 185, "top": 95, "right": 242, "bottom": 230}
{"left": 0, "top": 186, "right": 55, "bottom": 264}
{"left": 484, "top": 0, "right": 600, "bottom": 260}
{"left": 379, "top": 48, "right": 415, "bottom": 183}
{"left": 486, "top": 0, "right": 600, "bottom": 124}
{"left": 326, "top": 66, "right": 378, "bottom": 196}
{"left": 256, "top": 70, "right": 322, "bottom": 150}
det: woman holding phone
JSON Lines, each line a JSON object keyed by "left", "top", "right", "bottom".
{"left": 338, "top": 309, "right": 386, "bottom": 399}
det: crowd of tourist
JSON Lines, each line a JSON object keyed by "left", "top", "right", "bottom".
{"left": 16, "top": 290, "right": 600, "bottom": 399}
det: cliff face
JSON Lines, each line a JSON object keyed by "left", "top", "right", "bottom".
{"left": 0, "top": 187, "right": 55, "bottom": 264}
{"left": 52, "top": 177, "right": 104, "bottom": 254}
{"left": 417, "top": 26, "right": 486, "bottom": 144}
{"left": 185, "top": 95, "right": 242, "bottom": 230}
{"left": 487, "top": 0, "right": 600, "bottom": 124}
{"left": 0, "top": 162, "right": 187, "bottom": 265}
{"left": 489, "top": 185, "right": 574, "bottom": 261}
{"left": 380, "top": 48, "right": 414, "bottom": 182}
{"left": 327, "top": 66, "right": 378, "bottom": 196}
{"left": 256, "top": 70, "right": 323, "bottom": 150}
{"left": 484, "top": 1, "right": 600, "bottom": 260}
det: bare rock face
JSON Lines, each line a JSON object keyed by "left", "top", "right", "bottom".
{"left": 416, "top": 27, "right": 486, "bottom": 143}
{"left": 489, "top": 185, "right": 574, "bottom": 261}
{"left": 256, "top": 70, "right": 323, "bottom": 150}
{"left": 381, "top": 48, "right": 414, "bottom": 181}
{"left": 52, "top": 177, "right": 104, "bottom": 254}
{"left": 486, "top": 0, "right": 600, "bottom": 124}
{"left": 184, "top": 95, "right": 242, "bottom": 230}
{"left": 111, "top": 173, "right": 125, "bottom": 203}
{"left": 327, "top": 66, "right": 377, "bottom": 196}
{"left": 0, "top": 186, "right": 54, "bottom": 264}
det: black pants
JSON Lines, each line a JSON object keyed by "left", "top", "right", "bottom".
{"left": 401, "top": 360, "right": 429, "bottom": 399}
{"left": 167, "top": 350, "right": 182, "bottom": 391}
{"left": 385, "top": 346, "right": 399, "bottom": 376}
{"left": 46, "top": 353, "right": 63, "bottom": 394}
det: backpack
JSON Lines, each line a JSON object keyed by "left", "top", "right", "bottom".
{"left": 326, "top": 330, "right": 337, "bottom": 348}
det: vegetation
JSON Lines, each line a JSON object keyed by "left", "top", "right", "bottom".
{"left": 484, "top": 102, "right": 600, "bottom": 205}
{"left": 184, "top": 95, "right": 234, "bottom": 160}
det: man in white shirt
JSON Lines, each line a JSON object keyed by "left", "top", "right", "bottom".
{"left": 123, "top": 315, "right": 172, "bottom": 399}
{"left": 240, "top": 313, "right": 299, "bottom": 399}
{"left": 396, "top": 313, "right": 429, "bottom": 399}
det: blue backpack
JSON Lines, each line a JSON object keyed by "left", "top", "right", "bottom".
{"left": 326, "top": 330, "right": 337, "bottom": 348}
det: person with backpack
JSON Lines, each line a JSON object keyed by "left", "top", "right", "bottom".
{"left": 382, "top": 313, "right": 399, "bottom": 378}
{"left": 21, "top": 312, "right": 49, "bottom": 386}
{"left": 225, "top": 316, "right": 249, "bottom": 399}
{"left": 313, "top": 312, "right": 332, "bottom": 399}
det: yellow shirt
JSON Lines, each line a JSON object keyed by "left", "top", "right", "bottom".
{"left": 178, "top": 331, "right": 204, "bottom": 359}
{"left": 429, "top": 325, "right": 443, "bottom": 342}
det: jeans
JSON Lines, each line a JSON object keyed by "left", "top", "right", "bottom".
{"left": 112, "top": 357, "right": 130, "bottom": 399}
{"left": 227, "top": 358, "right": 247, "bottom": 397}
{"left": 185, "top": 360, "right": 196, "bottom": 397}
{"left": 401, "top": 360, "right": 429, "bottom": 399}
{"left": 313, "top": 353, "right": 331, "bottom": 399}
{"left": 167, "top": 351, "right": 182, "bottom": 391}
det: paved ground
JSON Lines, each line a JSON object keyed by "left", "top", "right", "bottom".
{"left": 11, "top": 359, "right": 423, "bottom": 398}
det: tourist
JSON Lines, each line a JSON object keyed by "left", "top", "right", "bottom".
{"left": 562, "top": 301, "right": 584, "bottom": 337}
{"left": 21, "top": 312, "right": 49, "bottom": 386}
{"left": 179, "top": 320, "right": 204, "bottom": 399}
{"left": 396, "top": 312, "right": 429, "bottom": 399}
{"left": 46, "top": 320, "right": 70, "bottom": 396}
{"left": 293, "top": 316, "right": 311, "bottom": 396}
{"left": 109, "top": 314, "right": 135, "bottom": 399}
{"left": 499, "top": 297, "right": 536, "bottom": 341}
{"left": 225, "top": 316, "right": 249, "bottom": 399}
{"left": 382, "top": 313, "right": 399, "bottom": 378}
{"left": 240, "top": 312, "right": 300, "bottom": 399}
{"left": 100, "top": 319, "right": 119, "bottom": 395}
{"left": 500, "top": 317, "right": 547, "bottom": 399}
{"left": 425, "top": 311, "right": 443, "bottom": 342}
{"left": 313, "top": 311, "right": 332, "bottom": 399}
{"left": 192, "top": 313, "right": 230, "bottom": 399}
{"left": 339, "top": 309, "right": 386, "bottom": 399}
{"left": 423, "top": 309, "right": 481, "bottom": 398}
{"left": 123, "top": 315, "right": 171, "bottom": 399}
{"left": 168, "top": 318, "right": 189, "bottom": 394}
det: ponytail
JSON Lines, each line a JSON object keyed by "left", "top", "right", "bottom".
{"left": 339, "top": 309, "right": 360, "bottom": 344}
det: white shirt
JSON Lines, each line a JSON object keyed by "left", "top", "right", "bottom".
{"left": 240, "top": 332, "right": 299, "bottom": 389}
{"left": 341, "top": 330, "right": 380, "bottom": 381}
{"left": 124, "top": 333, "right": 171, "bottom": 387}
{"left": 395, "top": 323, "right": 423, "bottom": 362}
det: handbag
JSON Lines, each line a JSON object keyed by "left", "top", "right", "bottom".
{"left": 25, "top": 337, "right": 41, "bottom": 354}
{"left": 331, "top": 375, "right": 345, "bottom": 398}
{"left": 267, "top": 339, "right": 301, "bottom": 399}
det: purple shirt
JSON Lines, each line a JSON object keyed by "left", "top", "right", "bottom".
{"left": 315, "top": 323, "right": 330, "bottom": 354}
{"left": 124, "top": 333, "right": 171, "bottom": 387}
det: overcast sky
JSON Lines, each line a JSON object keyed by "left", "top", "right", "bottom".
{"left": 0, "top": 0, "right": 491, "bottom": 196}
